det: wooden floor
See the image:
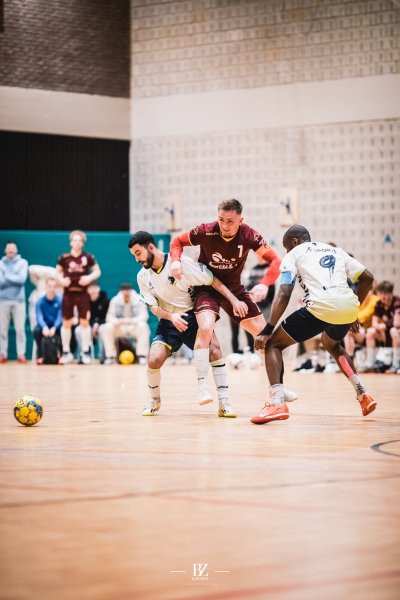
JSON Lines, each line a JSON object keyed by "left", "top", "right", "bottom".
{"left": 0, "top": 362, "right": 399, "bottom": 600}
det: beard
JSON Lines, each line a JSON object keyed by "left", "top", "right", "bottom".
{"left": 142, "top": 252, "right": 155, "bottom": 269}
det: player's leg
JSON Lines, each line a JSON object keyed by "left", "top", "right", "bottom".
{"left": 77, "top": 293, "right": 92, "bottom": 364}
{"left": 194, "top": 308, "right": 218, "bottom": 405}
{"left": 209, "top": 333, "right": 236, "bottom": 418}
{"left": 250, "top": 308, "right": 323, "bottom": 424}
{"left": 321, "top": 328, "right": 377, "bottom": 416}
{"left": 363, "top": 326, "right": 383, "bottom": 369}
{"left": 60, "top": 292, "right": 74, "bottom": 363}
{"left": 387, "top": 326, "right": 400, "bottom": 373}
{"left": 142, "top": 341, "right": 170, "bottom": 416}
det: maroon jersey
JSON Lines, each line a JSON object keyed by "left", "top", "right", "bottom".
{"left": 188, "top": 221, "right": 269, "bottom": 287}
{"left": 374, "top": 295, "right": 400, "bottom": 329}
{"left": 57, "top": 252, "right": 96, "bottom": 292}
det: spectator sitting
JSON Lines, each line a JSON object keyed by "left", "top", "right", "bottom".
{"left": 75, "top": 283, "right": 109, "bottom": 361}
{"left": 344, "top": 287, "right": 379, "bottom": 363}
{"left": 34, "top": 277, "right": 63, "bottom": 364}
{"left": 0, "top": 241, "right": 28, "bottom": 364}
{"left": 101, "top": 282, "right": 150, "bottom": 365}
{"left": 362, "top": 280, "right": 400, "bottom": 373}
{"left": 28, "top": 265, "right": 62, "bottom": 331}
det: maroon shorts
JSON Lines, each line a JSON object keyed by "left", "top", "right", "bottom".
{"left": 62, "top": 291, "right": 90, "bottom": 320}
{"left": 194, "top": 286, "right": 262, "bottom": 325}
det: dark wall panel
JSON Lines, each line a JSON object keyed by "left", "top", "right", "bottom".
{"left": 0, "top": 131, "right": 129, "bottom": 231}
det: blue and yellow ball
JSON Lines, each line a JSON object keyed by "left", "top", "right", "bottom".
{"left": 14, "top": 395, "right": 43, "bottom": 426}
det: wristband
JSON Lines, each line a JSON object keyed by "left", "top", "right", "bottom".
{"left": 260, "top": 322, "right": 274, "bottom": 336}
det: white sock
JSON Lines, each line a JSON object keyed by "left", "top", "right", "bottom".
{"left": 147, "top": 367, "right": 161, "bottom": 400}
{"left": 80, "top": 325, "right": 92, "bottom": 353}
{"left": 393, "top": 347, "right": 400, "bottom": 367}
{"left": 194, "top": 348, "right": 210, "bottom": 390}
{"left": 269, "top": 384, "right": 285, "bottom": 405}
{"left": 61, "top": 327, "right": 71, "bottom": 353}
{"left": 349, "top": 374, "right": 367, "bottom": 397}
{"left": 366, "top": 348, "right": 375, "bottom": 364}
{"left": 211, "top": 359, "right": 229, "bottom": 404}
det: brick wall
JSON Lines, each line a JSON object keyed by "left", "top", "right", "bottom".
{"left": 0, "top": 0, "right": 130, "bottom": 97}
{"left": 131, "top": 0, "right": 400, "bottom": 98}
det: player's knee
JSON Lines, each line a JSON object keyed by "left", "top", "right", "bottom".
{"left": 198, "top": 324, "right": 214, "bottom": 341}
{"left": 390, "top": 326, "right": 399, "bottom": 340}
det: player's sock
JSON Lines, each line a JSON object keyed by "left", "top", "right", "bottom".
{"left": 349, "top": 374, "right": 367, "bottom": 397}
{"left": 80, "top": 325, "right": 92, "bottom": 353}
{"left": 392, "top": 347, "right": 400, "bottom": 367}
{"left": 147, "top": 367, "right": 161, "bottom": 400}
{"left": 194, "top": 348, "right": 210, "bottom": 391}
{"left": 366, "top": 347, "right": 375, "bottom": 365}
{"left": 269, "top": 383, "right": 285, "bottom": 405}
{"left": 61, "top": 327, "right": 71, "bottom": 353}
{"left": 211, "top": 358, "right": 229, "bottom": 403}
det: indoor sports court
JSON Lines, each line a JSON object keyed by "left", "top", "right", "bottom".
{"left": 0, "top": 2, "right": 399, "bottom": 600}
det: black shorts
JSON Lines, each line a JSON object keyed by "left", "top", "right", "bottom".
{"left": 152, "top": 310, "right": 198, "bottom": 354}
{"left": 281, "top": 307, "right": 352, "bottom": 343}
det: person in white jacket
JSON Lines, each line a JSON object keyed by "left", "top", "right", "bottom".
{"left": 101, "top": 282, "right": 150, "bottom": 365}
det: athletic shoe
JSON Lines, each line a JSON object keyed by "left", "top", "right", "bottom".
{"left": 36, "top": 358, "right": 44, "bottom": 365}
{"left": 80, "top": 351, "right": 92, "bottom": 365}
{"left": 250, "top": 402, "right": 289, "bottom": 425}
{"left": 198, "top": 386, "right": 214, "bottom": 405}
{"left": 218, "top": 401, "right": 237, "bottom": 418}
{"left": 17, "top": 356, "right": 28, "bottom": 364}
{"left": 283, "top": 389, "right": 298, "bottom": 402}
{"left": 138, "top": 356, "right": 147, "bottom": 365}
{"left": 357, "top": 393, "right": 377, "bottom": 416}
{"left": 61, "top": 351, "right": 74, "bottom": 364}
{"left": 0, "top": 355, "right": 6, "bottom": 364}
{"left": 293, "top": 358, "right": 312, "bottom": 371}
{"left": 142, "top": 398, "right": 161, "bottom": 416}
{"left": 103, "top": 357, "right": 116, "bottom": 365}
{"left": 385, "top": 364, "right": 400, "bottom": 374}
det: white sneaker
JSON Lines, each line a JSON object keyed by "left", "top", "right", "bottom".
{"left": 80, "top": 351, "right": 92, "bottom": 365}
{"left": 218, "top": 401, "right": 237, "bottom": 418}
{"left": 103, "top": 357, "right": 116, "bottom": 365}
{"left": 138, "top": 356, "right": 147, "bottom": 366}
{"left": 142, "top": 398, "right": 161, "bottom": 416}
{"left": 61, "top": 351, "right": 74, "bottom": 364}
{"left": 198, "top": 386, "right": 214, "bottom": 405}
{"left": 284, "top": 389, "right": 298, "bottom": 402}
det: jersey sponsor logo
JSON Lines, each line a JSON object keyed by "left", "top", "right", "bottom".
{"left": 206, "top": 232, "right": 220, "bottom": 236}
{"left": 319, "top": 255, "right": 336, "bottom": 279}
{"left": 211, "top": 252, "right": 235, "bottom": 264}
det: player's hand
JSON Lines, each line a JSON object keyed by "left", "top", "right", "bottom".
{"left": 171, "top": 312, "right": 189, "bottom": 332}
{"left": 249, "top": 284, "right": 269, "bottom": 303}
{"left": 61, "top": 277, "right": 71, "bottom": 287}
{"left": 78, "top": 275, "right": 91, "bottom": 286}
{"left": 49, "top": 327, "right": 56, "bottom": 337}
{"left": 170, "top": 261, "right": 183, "bottom": 280}
{"left": 42, "top": 326, "right": 50, "bottom": 337}
{"left": 350, "top": 320, "right": 360, "bottom": 334}
{"left": 232, "top": 300, "right": 248, "bottom": 319}
{"left": 254, "top": 334, "right": 271, "bottom": 351}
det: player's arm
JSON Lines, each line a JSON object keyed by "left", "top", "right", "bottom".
{"left": 149, "top": 305, "right": 188, "bottom": 332}
{"left": 211, "top": 276, "right": 248, "bottom": 319}
{"left": 250, "top": 245, "right": 282, "bottom": 302}
{"left": 170, "top": 232, "right": 193, "bottom": 280}
{"left": 79, "top": 263, "right": 101, "bottom": 287}
{"left": 55, "top": 263, "right": 70, "bottom": 288}
{"left": 254, "top": 272, "right": 294, "bottom": 350}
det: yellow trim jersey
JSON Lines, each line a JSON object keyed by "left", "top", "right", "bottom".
{"left": 280, "top": 242, "right": 366, "bottom": 325}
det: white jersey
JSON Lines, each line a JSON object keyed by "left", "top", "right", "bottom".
{"left": 280, "top": 242, "right": 366, "bottom": 324}
{"left": 137, "top": 253, "right": 213, "bottom": 313}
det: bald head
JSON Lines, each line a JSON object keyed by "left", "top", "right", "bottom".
{"left": 283, "top": 225, "right": 311, "bottom": 252}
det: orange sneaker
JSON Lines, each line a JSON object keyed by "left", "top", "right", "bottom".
{"left": 358, "top": 393, "right": 377, "bottom": 416}
{"left": 250, "top": 402, "right": 289, "bottom": 425}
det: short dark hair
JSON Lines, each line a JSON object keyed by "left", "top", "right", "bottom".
{"left": 283, "top": 225, "right": 311, "bottom": 245}
{"left": 128, "top": 231, "right": 155, "bottom": 249}
{"left": 120, "top": 282, "right": 132, "bottom": 291}
{"left": 5, "top": 240, "right": 17, "bottom": 246}
{"left": 376, "top": 280, "right": 394, "bottom": 294}
{"left": 218, "top": 199, "right": 243, "bottom": 214}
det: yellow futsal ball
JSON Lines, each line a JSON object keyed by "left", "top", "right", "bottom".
{"left": 119, "top": 350, "right": 135, "bottom": 365}
{"left": 14, "top": 395, "right": 43, "bottom": 426}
